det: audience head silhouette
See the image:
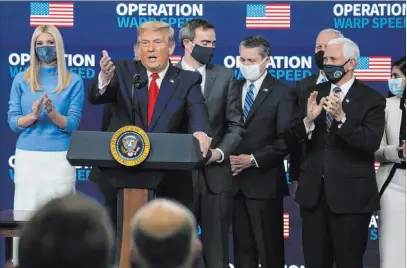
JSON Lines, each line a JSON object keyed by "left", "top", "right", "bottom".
{"left": 130, "top": 198, "right": 201, "bottom": 268}
{"left": 18, "top": 194, "right": 114, "bottom": 268}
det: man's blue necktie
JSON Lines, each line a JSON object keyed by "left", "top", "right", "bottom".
{"left": 326, "top": 87, "right": 342, "bottom": 132}
{"left": 244, "top": 84, "right": 255, "bottom": 120}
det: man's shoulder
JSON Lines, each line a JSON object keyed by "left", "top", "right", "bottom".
{"left": 175, "top": 65, "right": 202, "bottom": 84}
{"left": 353, "top": 79, "right": 385, "bottom": 103}
{"left": 297, "top": 74, "right": 318, "bottom": 89}
{"left": 207, "top": 64, "right": 233, "bottom": 76}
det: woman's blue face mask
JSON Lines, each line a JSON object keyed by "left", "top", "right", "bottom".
{"left": 35, "top": 46, "right": 57, "bottom": 64}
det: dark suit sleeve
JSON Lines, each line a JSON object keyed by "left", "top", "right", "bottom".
{"left": 336, "top": 94, "right": 386, "bottom": 154}
{"left": 252, "top": 87, "right": 296, "bottom": 169}
{"left": 186, "top": 75, "right": 210, "bottom": 135}
{"left": 216, "top": 71, "right": 245, "bottom": 158}
{"left": 101, "top": 104, "right": 113, "bottom": 131}
{"left": 284, "top": 87, "right": 309, "bottom": 181}
{"left": 88, "top": 65, "right": 119, "bottom": 104}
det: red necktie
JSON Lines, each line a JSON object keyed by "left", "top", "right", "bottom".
{"left": 147, "top": 73, "right": 159, "bottom": 126}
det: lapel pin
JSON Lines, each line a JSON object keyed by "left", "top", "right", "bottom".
{"left": 170, "top": 79, "right": 174, "bottom": 83}
{"left": 263, "top": 88, "right": 268, "bottom": 92}
{"left": 345, "top": 99, "right": 349, "bottom": 103}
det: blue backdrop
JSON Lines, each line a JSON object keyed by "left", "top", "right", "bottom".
{"left": 0, "top": 1, "right": 405, "bottom": 267}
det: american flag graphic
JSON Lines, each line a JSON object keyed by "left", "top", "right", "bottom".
{"left": 374, "top": 161, "right": 380, "bottom": 173}
{"left": 30, "top": 2, "right": 74, "bottom": 27}
{"left": 283, "top": 213, "right": 289, "bottom": 238}
{"left": 354, "top": 56, "right": 391, "bottom": 82}
{"left": 169, "top": 55, "right": 181, "bottom": 65}
{"left": 246, "top": 4, "right": 291, "bottom": 29}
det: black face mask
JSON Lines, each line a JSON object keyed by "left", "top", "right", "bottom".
{"left": 323, "top": 59, "right": 350, "bottom": 84}
{"left": 314, "top": 50, "right": 325, "bottom": 70}
{"left": 190, "top": 43, "right": 214, "bottom": 65}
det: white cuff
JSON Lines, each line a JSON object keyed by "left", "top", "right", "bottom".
{"left": 98, "top": 72, "right": 111, "bottom": 95}
{"left": 337, "top": 116, "right": 346, "bottom": 129}
{"left": 251, "top": 154, "right": 259, "bottom": 168}
{"left": 215, "top": 148, "right": 224, "bottom": 163}
{"left": 303, "top": 117, "right": 315, "bottom": 140}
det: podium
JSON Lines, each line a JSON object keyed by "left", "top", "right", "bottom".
{"left": 66, "top": 130, "right": 208, "bottom": 268}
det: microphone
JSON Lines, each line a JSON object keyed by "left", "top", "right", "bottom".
{"left": 131, "top": 74, "right": 147, "bottom": 125}
{"left": 133, "top": 74, "right": 147, "bottom": 89}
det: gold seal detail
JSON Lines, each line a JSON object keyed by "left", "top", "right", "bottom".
{"left": 110, "top": 125, "right": 150, "bottom": 166}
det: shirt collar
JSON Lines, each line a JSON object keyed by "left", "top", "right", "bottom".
{"left": 181, "top": 57, "right": 206, "bottom": 74}
{"left": 317, "top": 70, "right": 326, "bottom": 83}
{"left": 330, "top": 76, "right": 355, "bottom": 97}
{"left": 244, "top": 69, "right": 268, "bottom": 90}
{"left": 146, "top": 61, "right": 170, "bottom": 80}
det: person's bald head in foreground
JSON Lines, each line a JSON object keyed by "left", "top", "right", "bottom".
{"left": 130, "top": 198, "right": 201, "bottom": 268}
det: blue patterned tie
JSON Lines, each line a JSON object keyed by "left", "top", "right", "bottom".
{"left": 326, "top": 87, "right": 342, "bottom": 132}
{"left": 244, "top": 84, "right": 255, "bottom": 120}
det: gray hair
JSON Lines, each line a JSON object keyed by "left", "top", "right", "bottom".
{"left": 318, "top": 28, "right": 344, "bottom": 38}
{"left": 327, "top": 37, "right": 360, "bottom": 65}
{"left": 239, "top": 35, "right": 271, "bottom": 59}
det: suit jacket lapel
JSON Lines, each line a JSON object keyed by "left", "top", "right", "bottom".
{"left": 245, "top": 75, "right": 274, "bottom": 124}
{"left": 204, "top": 64, "right": 217, "bottom": 99}
{"left": 133, "top": 62, "right": 149, "bottom": 130}
{"left": 148, "top": 65, "right": 178, "bottom": 131}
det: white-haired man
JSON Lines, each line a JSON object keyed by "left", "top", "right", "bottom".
{"left": 130, "top": 199, "right": 202, "bottom": 268}
{"left": 290, "top": 29, "right": 344, "bottom": 186}
{"left": 284, "top": 37, "right": 385, "bottom": 268}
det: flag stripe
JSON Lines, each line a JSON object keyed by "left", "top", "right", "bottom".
{"left": 246, "top": 4, "right": 291, "bottom": 29}
{"left": 354, "top": 56, "right": 391, "bottom": 81}
{"left": 30, "top": 2, "right": 74, "bottom": 27}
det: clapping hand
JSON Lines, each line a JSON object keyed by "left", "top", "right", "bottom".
{"left": 31, "top": 95, "right": 45, "bottom": 119}
{"left": 324, "top": 94, "right": 345, "bottom": 122}
{"left": 307, "top": 91, "right": 326, "bottom": 121}
{"left": 44, "top": 93, "right": 55, "bottom": 116}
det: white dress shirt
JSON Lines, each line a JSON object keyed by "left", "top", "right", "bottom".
{"left": 241, "top": 70, "right": 268, "bottom": 168}
{"left": 180, "top": 58, "right": 207, "bottom": 95}
{"left": 316, "top": 71, "right": 328, "bottom": 84}
{"left": 97, "top": 62, "right": 170, "bottom": 93}
{"left": 304, "top": 76, "right": 355, "bottom": 138}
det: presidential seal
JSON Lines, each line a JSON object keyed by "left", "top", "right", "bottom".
{"left": 110, "top": 126, "right": 150, "bottom": 166}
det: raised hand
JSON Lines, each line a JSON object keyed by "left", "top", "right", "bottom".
{"left": 31, "top": 95, "right": 45, "bottom": 119}
{"left": 99, "top": 50, "right": 115, "bottom": 84}
{"left": 307, "top": 91, "right": 326, "bottom": 121}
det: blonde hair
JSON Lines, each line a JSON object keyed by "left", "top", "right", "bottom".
{"left": 137, "top": 21, "right": 175, "bottom": 46}
{"left": 24, "top": 25, "right": 71, "bottom": 93}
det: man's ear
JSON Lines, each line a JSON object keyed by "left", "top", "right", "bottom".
{"left": 169, "top": 42, "right": 175, "bottom": 55}
{"left": 348, "top": 58, "right": 357, "bottom": 71}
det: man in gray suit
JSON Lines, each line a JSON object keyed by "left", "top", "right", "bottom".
{"left": 176, "top": 19, "right": 245, "bottom": 268}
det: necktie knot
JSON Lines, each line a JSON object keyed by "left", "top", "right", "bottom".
{"left": 194, "top": 69, "right": 200, "bottom": 74}
{"left": 151, "top": 73, "right": 159, "bottom": 80}
{"left": 333, "top": 87, "right": 342, "bottom": 94}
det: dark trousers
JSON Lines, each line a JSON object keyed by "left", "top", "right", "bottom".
{"left": 232, "top": 191, "right": 285, "bottom": 268}
{"left": 300, "top": 186, "right": 372, "bottom": 268}
{"left": 191, "top": 171, "right": 233, "bottom": 268}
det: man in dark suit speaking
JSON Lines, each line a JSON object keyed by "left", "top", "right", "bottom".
{"left": 176, "top": 19, "right": 244, "bottom": 268}
{"left": 88, "top": 21, "right": 212, "bottom": 228}
{"left": 284, "top": 37, "right": 385, "bottom": 268}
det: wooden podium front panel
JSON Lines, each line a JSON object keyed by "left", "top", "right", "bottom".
{"left": 119, "top": 189, "right": 148, "bottom": 268}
